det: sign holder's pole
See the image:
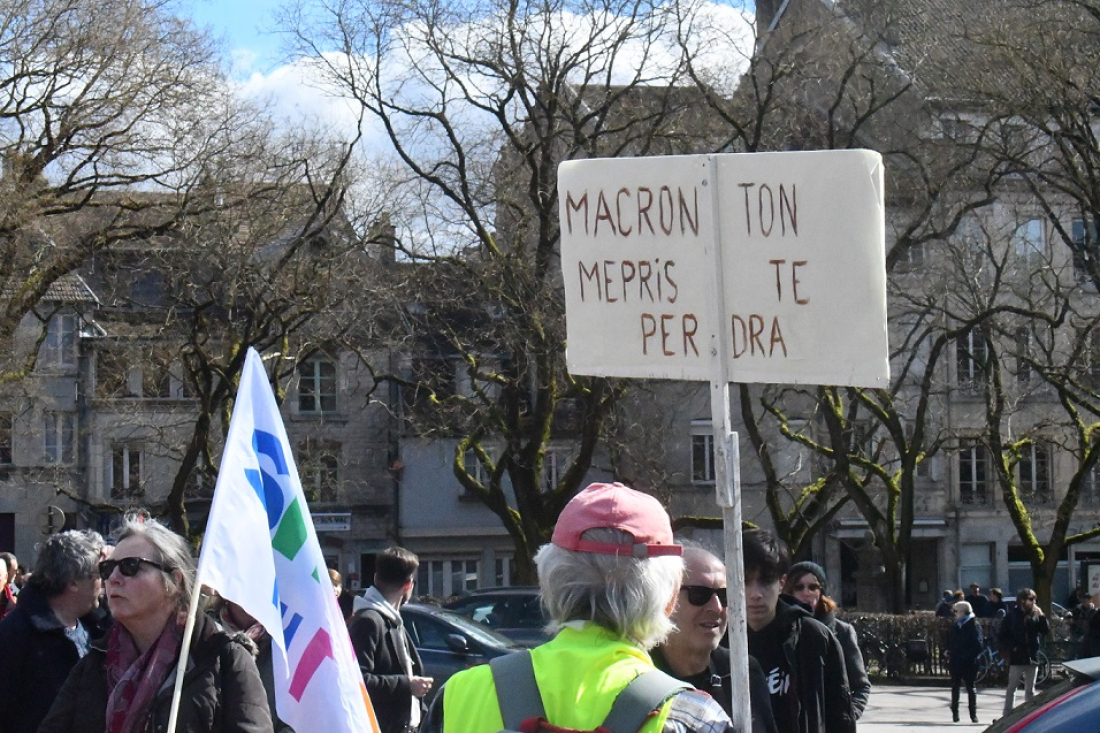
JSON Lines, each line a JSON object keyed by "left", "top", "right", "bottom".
{"left": 704, "top": 156, "right": 751, "bottom": 733}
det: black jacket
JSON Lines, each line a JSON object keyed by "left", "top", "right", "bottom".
{"left": 37, "top": 612, "right": 272, "bottom": 733}
{"left": 347, "top": 592, "right": 425, "bottom": 733}
{"left": 749, "top": 597, "right": 856, "bottom": 733}
{"left": 947, "top": 615, "right": 983, "bottom": 673}
{"left": 997, "top": 606, "right": 1050, "bottom": 666}
{"left": 650, "top": 645, "right": 777, "bottom": 733}
{"left": 0, "top": 584, "right": 105, "bottom": 733}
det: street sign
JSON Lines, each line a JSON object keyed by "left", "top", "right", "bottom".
{"left": 559, "top": 150, "right": 888, "bottom": 387}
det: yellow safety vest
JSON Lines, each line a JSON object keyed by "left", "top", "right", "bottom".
{"left": 443, "top": 623, "right": 674, "bottom": 733}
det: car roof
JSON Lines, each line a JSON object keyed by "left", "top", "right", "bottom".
{"left": 1063, "top": 657, "right": 1100, "bottom": 680}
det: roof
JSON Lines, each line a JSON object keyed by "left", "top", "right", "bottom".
{"left": 767, "top": 0, "right": 1093, "bottom": 108}
{"left": 0, "top": 273, "right": 100, "bottom": 306}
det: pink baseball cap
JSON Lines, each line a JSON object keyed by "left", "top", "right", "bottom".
{"left": 551, "top": 482, "right": 682, "bottom": 558}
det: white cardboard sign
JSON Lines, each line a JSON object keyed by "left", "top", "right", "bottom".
{"left": 559, "top": 150, "right": 889, "bottom": 387}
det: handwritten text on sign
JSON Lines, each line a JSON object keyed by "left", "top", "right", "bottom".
{"left": 558, "top": 150, "right": 888, "bottom": 387}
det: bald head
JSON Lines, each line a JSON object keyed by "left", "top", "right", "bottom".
{"left": 660, "top": 547, "right": 728, "bottom": 677}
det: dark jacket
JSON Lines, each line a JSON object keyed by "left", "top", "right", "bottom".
{"left": 997, "top": 606, "right": 1050, "bottom": 666}
{"left": 815, "top": 613, "right": 871, "bottom": 720}
{"left": 749, "top": 597, "right": 856, "bottom": 733}
{"left": 348, "top": 590, "right": 425, "bottom": 733}
{"left": 1077, "top": 607, "right": 1100, "bottom": 659}
{"left": 0, "top": 584, "right": 104, "bottom": 733}
{"left": 947, "top": 615, "right": 983, "bottom": 674}
{"left": 37, "top": 612, "right": 273, "bottom": 733}
{"left": 650, "top": 645, "right": 777, "bottom": 733}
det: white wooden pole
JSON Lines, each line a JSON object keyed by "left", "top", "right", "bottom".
{"left": 704, "top": 156, "right": 751, "bottom": 733}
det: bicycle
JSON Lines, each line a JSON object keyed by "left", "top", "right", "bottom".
{"left": 974, "top": 641, "right": 1049, "bottom": 685}
{"left": 855, "top": 621, "right": 908, "bottom": 679}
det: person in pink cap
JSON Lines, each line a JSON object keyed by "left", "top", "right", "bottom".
{"left": 423, "top": 482, "right": 737, "bottom": 733}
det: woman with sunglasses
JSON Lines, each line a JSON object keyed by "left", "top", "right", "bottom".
{"left": 39, "top": 515, "right": 273, "bottom": 733}
{"left": 782, "top": 561, "right": 871, "bottom": 720}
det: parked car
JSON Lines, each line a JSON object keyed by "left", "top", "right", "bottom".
{"left": 983, "top": 657, "right": 1100, "bottom": 732}
{"left": 444, "top": 587, "right": 550, "bottom": 647}
{"left": 1003, "top": 597, "right": 1070, "bottom": 619}
{"left": 399, "top": 602, "right": 521, "bottom": 699}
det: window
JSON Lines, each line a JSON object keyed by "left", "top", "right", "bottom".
{"left": 957, "top": 326, "right": 991, "bottom": 391}
{"left": 141, "top": 347, "right": 172, "bottom": 399}
{"left": 40, "top": 313, "right": 77, "bottom": 369}
{"left": 1019, "top": 442, "right": 1052, "bottom": 504}
{"left": 1087, "top": 330, "right": 1100, "bottom": 386}
{"left": 543, "top": 447, "right": 568, "bottom": 493}
{"left": 958, "top": 440, "right": 989, "bottom": 505}
{"left": 960, "top": 543, "right": 994, "bottom": 589}
{"left": 0, "top": 413, "right": 11, "bottom": 465}
{"left": 1082, "top": 464, "right": 1100, "bottom": 505}
{"left": 1013, "top": 218, "right": 1045, "bottom": 264}
{"left": 96, "top": 351, "right": 131, "bottom": 397}
{"left": 1015, "top": 327, "right": 1033, "bottom": 385}
{"left": 43, "top": 412, "right": 74, "bottom": 465}
{"left": 297, "top": 439, "right": 340, "bottom": 503}
{"left": 416, "top": 558, "right": 479, "bottom": 597}
{"left": 459, "top": 447, "right": 488, "bottom": 500}
{"left": 298, "top": 355, "right": 337, "bottom": 414}
{"left": 110, "top": 445, "right": 143, "bottom": 499}
{"left": 895, "top": 242, "right": 925, "bottom": 270}
{"left": 691, "top": 420, "right": 715, "bottom": 484}
{"left": 1072, "top": 218, "right": 1098, "bottom": 284}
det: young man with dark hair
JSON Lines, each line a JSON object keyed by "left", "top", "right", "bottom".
{"left": 741, "top": 529, "right": 855, "bottom": 733}
{"left": 998, "top": 587, "right": 1049, "bottom": 716}
{"left": 349, "top": 546, "right": 434, "bottom": 733}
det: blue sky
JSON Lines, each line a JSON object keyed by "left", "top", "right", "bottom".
{"left": 183, "top": 0, "right": 288, "bottom": 75}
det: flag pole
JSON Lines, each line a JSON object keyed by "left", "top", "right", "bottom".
{"left": 166, "top": 569, "right": 205, "bottom": 733}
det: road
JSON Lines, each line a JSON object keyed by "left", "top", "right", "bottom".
{"left": 858, "top": 684, "right": 1011, "bottom": 732}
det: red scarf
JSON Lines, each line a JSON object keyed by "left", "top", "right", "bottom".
{"left": 105, "top": 614, "right": 185, "bottom": 733}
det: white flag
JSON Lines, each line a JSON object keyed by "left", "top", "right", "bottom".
{"left": 197, "top": 347, "right": 379, "bottom": 733}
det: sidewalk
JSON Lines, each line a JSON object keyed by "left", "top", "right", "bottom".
{"left": 858, "top": 684, "right": 1006, "bottom": 732}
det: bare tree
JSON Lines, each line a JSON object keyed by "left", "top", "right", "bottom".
{"left": 0, "top": 0, "right": 281, "bottom": 382}
{"left": 286, "top": 0, "right": 749, "bottom": 580}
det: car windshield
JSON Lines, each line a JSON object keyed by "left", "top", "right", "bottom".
{"left": 423, "top": 606, "right": 525, "bottom": 647}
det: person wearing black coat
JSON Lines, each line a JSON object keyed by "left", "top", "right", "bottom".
{"left": 743, "top": 530, "right": 856, "bottom": 733}
{"left": 0, "top": 530, "right": 106, "bottom": 733}
{"left": 997, "top": 589, "right": 1050, "bottom": 717}
{"left": 347, "top": 547, "right": 432, "bottom": 733}
{"left": 783, "top": 561, "right": 872, "bottom": 721}
{"left": 946, "top": 601, "right": 983, "bottom": 723}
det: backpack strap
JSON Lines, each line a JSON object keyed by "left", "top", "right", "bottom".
{"left": 600, "top": 669, "right": 690, "bottom": 733}
{"left": 491, "top": 651, "right": 545, "bottom": 729}
{"left": 490, "top": 651, "right": 688, "bottom": 733}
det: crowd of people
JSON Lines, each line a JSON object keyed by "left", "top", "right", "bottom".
{"left": 2, "top": 484, "right": 1096, "bottom": 733}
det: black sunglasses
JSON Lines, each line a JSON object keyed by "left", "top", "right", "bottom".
{"left": 682, "top": 585, "right": 728, "bottom": 608}
{"left": 98, "top": 557, "right": 172, "bottom": 581}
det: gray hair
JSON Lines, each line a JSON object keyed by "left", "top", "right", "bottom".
{"left": 114, "top": 515, "right": 196, "bottom": 612}
{"left": 27, "top": 530, "right": 104, "bottom": 598}
{"left": 954, "top": 601, "right": 973, "bottom": 615}
{"left": 535, "top": 528, "right": 683, "bottom": 649}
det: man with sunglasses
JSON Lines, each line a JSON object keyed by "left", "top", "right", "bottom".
{"left": 0, "top": 530, "right": 107, "bottom": 733}
{"left": 997, "top": 588, "right": 1049, "bottom": 717}
{"left": 742, "top": 530, "right": 854, "bottom": 733}
{"left": 652, "top": 546, "right": 777, "bottom": 733}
